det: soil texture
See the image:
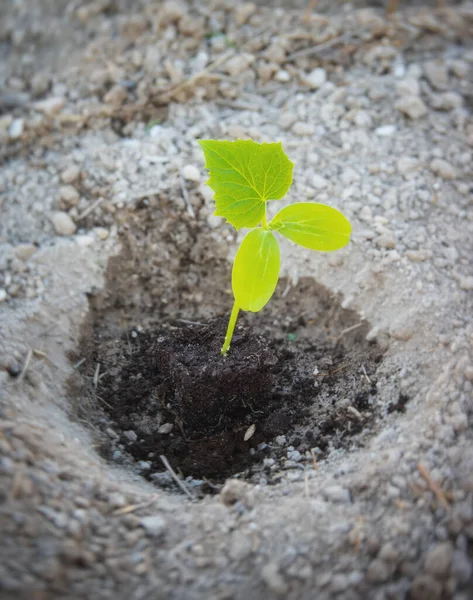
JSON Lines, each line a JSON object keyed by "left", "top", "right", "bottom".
{"left": 78, "top": 317, "right": 381, "bottom": 484}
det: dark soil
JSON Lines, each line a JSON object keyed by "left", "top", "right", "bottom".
{"left": 78, "top": 316, "right": 382, "bottom": 483}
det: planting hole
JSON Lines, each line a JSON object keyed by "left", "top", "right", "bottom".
{"left": 71, "top": 197, "right": 384, "bottom": 492}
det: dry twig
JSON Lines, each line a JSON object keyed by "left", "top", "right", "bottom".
{"left": 160, "top": 455, "right": 194, "bottom": 499}
{"left": 417, "top": 463, "right": 450, "bottom": 511}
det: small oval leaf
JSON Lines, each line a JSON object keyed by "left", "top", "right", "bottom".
{"left": 232, "top": 229, "right": 280, "bottom": 312}
{"left": 269, "top": 202, "right": 351, "bottom": 251}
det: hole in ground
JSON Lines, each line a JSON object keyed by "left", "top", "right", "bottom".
{"left": 69, "top": 197, "right": 386, "bottom": 493}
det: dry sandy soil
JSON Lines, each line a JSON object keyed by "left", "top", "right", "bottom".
{"left": 1, "top": 1, "right": 473, "bottom": 598}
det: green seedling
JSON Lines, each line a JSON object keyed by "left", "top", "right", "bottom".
{"left": 146, "top": 118, "right": 162, "bottom": 129}
{"left": 198, "top": 139, "right": 351, "bottom": 356}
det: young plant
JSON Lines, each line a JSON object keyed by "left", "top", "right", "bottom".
{"left": 198, "top": 139, "right": 351, "bottom": 356}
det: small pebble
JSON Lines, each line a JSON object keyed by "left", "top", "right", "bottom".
{"left": 235, "top": 2, "right": 256, "bottom": 25}
{"left": 292, "top": 122, "right": 315, "bottom": 136}
{"left": 224, "top": 53, "right": 255, "bottom": 77}
{"left": 261, "top": 563, "right": 288, "bottom": 596}
{"left": 123, "top": 430, "right": 138, "bottom": 442}
{"left": 424, "top": 60, "right": 448, "bottom": 90}
{"left": 322, "top": 485, "right": 351, "bottom": 503}
{"left": 366, "top": 559, "right": 391, "bottom": 583}
{"left": 424, "top": 542, "right": 453, "bottom": 578}
{"left": 94, "top": 227, "right": 109, "bottom": 240}
{"left": 396, "top": 78, "right": 420, "bottom": 96}
{"left": 302, "top": 67, "right": 327, "bottom": 90}
{"left": 60, "top": 185, "right": 80, "bottom": 207}
{"left": 430, "top": 158, "right": 457, "bottom": 180}
{"left": 395, "top": 96, "right": 427, "bottom": 119}
{"left": 103, "top": 85, "right": 127, "bottom": 106}
{"left": 182, "top": 164, "right": 200, "bottom": 182}
{"left": 30, "top": 73, "right": 50, "bottom": 97}
{"left": 140, "top": 515, "right": 166, "bottom": 536}
{"left": 311, "top": 174, "right": 328, "bottom": 189}
{"left": 158, "top": 423, "right": 173, "bottom": 434}
{"left": 459, "top": 276, "right": 473, "bottom": 291}
{"left": 51, "top": 212, "right": 76, "bottom": 236}
{"left": 275, "top": 70, "right": 291, "bottom": 83}
{"left": 9, "top": 118, "right": 24, "bottom": 139}
{"left": 137, "top": 461, "right": 152, "bottom": 471}
{"left": 33, "top": 96, "right": 65, "bottom": 116}
{"left": 60, "top": 165, "right": 81, "bottom": 184}
{"left": 14, "top": 244, "right": 37, "bottom": 261}
{"left": 409, "top": 574, "right": 442, "bottom": 600}
{"left": 375, "top": 124, "right": 396, "bottom": 136}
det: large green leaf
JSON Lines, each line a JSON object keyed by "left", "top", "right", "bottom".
{"left": 198, "top": 139, "right": 294, "bottom": 230}
{"left": 269, "top": 202, "right": 351, "bottom": 251}
{"left": 232, "top": 229, "right": 280, "bottom": 312}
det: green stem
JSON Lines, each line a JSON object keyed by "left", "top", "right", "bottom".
{"left": 221, "top": 301, "right": 240, "bottom": 356}
{"left": 261, "top": 207, "right": 267, "bottom": 229}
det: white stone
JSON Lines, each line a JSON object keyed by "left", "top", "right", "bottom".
{"left": 30, "top": 73, "right": 50, "bottom": 97}
{"left": 158, "top": 423, "right": 174, "bottom": 434}
{"left": 224, "top": 53, "right": 255, "bottom": 77}
{"left": 51, "top": 212, "right": 76, "bottom": 236}
{"left": 103, "top": 85, "right": 127, "bottom": 106}
{"left": 354, "top": 110, "right": 373, "bottom": 128}
{"left": 375, "top": 230, "right": 396, "bottom": 249}
{"left": 430, "top": 158, "right": 457, "bottom": 180}
{"left": 9, "top": 118, "right": 24, "bottom": 139}
{"left": 395, "top": 96, "right": 427, "bottom": 119}
{"left": 93, "top": 227, "right": 109, "bottom": 240}
{"left": 137, "top": 461, "right": 152, "bottom": 470}
{"left": 265, "top": 43, "right": 286, "bottom": 64}
{"left": 397, "top": 157, "right": 420, "bottom": 175}
{"left": 311, "top": 174, "right": 328, "bottom": 189}
{"left": 60, "top": 185, "right": 80, "bottom": 207}
{"left": 140, "top": 515, "right": 166, "bottom": 536}
{"left": 375, "top": 124, "right": 396, "bottom": 136}
{"left": 33, "top": 96, "right": 65, "bottom": 116}
{"left": 182, "top": 164, "right": 200, "bottom": 182}
{"left": 302, "top": 67, "right": 327, "bottom": 90}
{"left": 459, "top": 276, "right": 473, "bottom": 291}
{"left": 275, "top": 69, "right": 291, "bottom": 83}
{"left": 76, "top": 235, "right": 94, "bottom": 247}
{"left": 449, "top": 59, "right": 469, "bottom": 78}
{"left": 261, "top": 563, "right": 288, "bottom": 596}
{"left": 322, "top": 485, "right": 351, "bottom": 503}
{"left": 14, "top": 244, "right": 37, "bottom": 261}
{"left": 396, "top": 78, "right": 420, "bottom": 96}
{"left": 292, "top": 122, "right": 315, "bottom": 136}
{"left": 235, "top": 2, "right": 256, "bottom": 25}
{"left": 424, "top": 60, "right": 448, "bottom": 90}
{"left": 60, "top": 165, "right": 81, "bottom": 184}
{"left": 279, "top": 112, "right": 296, "bottom": 130}
{"left": 431, "top": 92, "right": 463, "bottom": 111}
{"left": 0, "top": 289, "right": 7, "bottom": 302}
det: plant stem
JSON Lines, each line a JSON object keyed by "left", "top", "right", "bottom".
{"left": 261, "top": 208, "right": 267, "bottom": 229}
{"left": 221, "top": 301, "right": 240, "bottom": 356}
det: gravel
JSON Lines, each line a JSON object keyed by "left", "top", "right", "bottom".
{"left": 51, "top": 211, "right": 77, "bottom": 236}
{"left": 140, "top": 515, "right": 167, "bottom": 537}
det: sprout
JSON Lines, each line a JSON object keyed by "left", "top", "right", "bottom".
{"left": 198, "top": 139, "right": 351, "bottom": 355}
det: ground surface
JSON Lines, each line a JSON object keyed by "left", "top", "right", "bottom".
{"left": 1, "top": 1, "right": 473, "bottom": 599}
